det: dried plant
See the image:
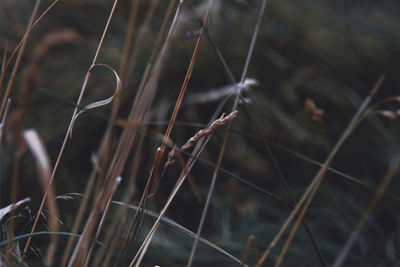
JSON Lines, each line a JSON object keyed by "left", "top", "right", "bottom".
{"left": 1, "top": 1, "right": 400, "bottom": 267}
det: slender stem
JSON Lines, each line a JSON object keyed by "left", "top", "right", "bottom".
{"left": 187, "top": 1, "right": 268, "bottom": 265}
{"left": 256, "top": 76, "right": 384, "bottom": 266}
{"left": 22, "top": 0, "right": 119, "bottom": 263}
{"left": 161, "top": 0, "right": 210, "bottom": 150}
{"left": 83, "top": 177, "right": 122, "bottom": 267}
{"left": 332, "top": 151, "right": 400, "bottom": 267}
{"left": 0, "top": 0, "right": 42, "bottom": 123}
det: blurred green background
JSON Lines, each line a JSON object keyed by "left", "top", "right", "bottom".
{"left": 1, "top": 0, "right": 400, "bottom": 266}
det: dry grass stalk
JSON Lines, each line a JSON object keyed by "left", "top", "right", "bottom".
{"left": 187, "top": 0, "right": 268, "bottom": 265}
{"left": 6, "top": 29, "right": 78, "bottom": 146}
{"left": 94, "top": 2, "right": 186, "bottom": 265}
{"left": 0, "top": 42, "right": 8, "bottom": 95}
{"left": 19, "top": 29, "right": 79, "bottom": 106}
{"left": 156, "top": 144, "right": 203, "bottom": 203}
{"left": 117, "top": 94, "right": 234, "bottom": 266}
{"left": 25, "top": 0, "right": 121, "bottom": 264}
{"left": 259, "top": 75, "right": 385, "bottom": 267}
{"left": 2, "top": 1, "right": 394, "bottom": 266}
{"left": 126, "top": 0, "right": 177, "bottom": 112}
{"left": 124, "top": 0, "right": 159, "bottom": 81}
{"left": 72, "top": 3, "right": 184, "bottom": 262}
{"left": 118, "top": 0, "right": 141, "bottom": 83}
{"left": 65, "top": 1, "right": 180, "bottom": 264}
{"left": 0, "top": 0, "right": 61, "bottom": 117}
{"left": 3, "top": 30, "right": 75, "bottom": 264}
{"left": 69, "top": 63, "right": 122, "bottom": 138}
{"left": 83, "top": 177, "right": 122, "bottom": 267}
{"left": 103, "top": 0, "right": 183, "bottom": 189}
{"left": 0, "top": 98, "right": 11, "bottom": 143}
{"left": 60, "top": 156, "right": 102, "bottom": 267}
{"left": 130, "top": 84, "right": 232, "bottom": 267}
{"left": 3, "top": 0, "right": 60, "bottom": 72}
{"left": 129, "top": 0, "right": 217, "bottom": 264}
{"left": 0, "top": 0, "right": 41, "bottom": 125}
{"left": 183, "top": 111, "right": 238, "bottom": 150}
{"left": 264, "top": 135, "right": 400, "bottom": 205}
{"left": 23, "top": 129, "right": 59, "bottom": 266}
{"left": 7, "top": 144, "right": 22, "bottom": 265}
{"left": 124, "top": 3, "right": 261, "bottom": 263}
{"left": 242, "top": 235, "right": 259, "bottom": 266}
{"left": 164, "top": 145, "right": 179, "bottom": 168}
{"left": 164, "top": 111, "right": 238, "bottom": 168}
{"left": 5, "top": 33, "right": 78, "bottom": 247}
{"left": 176, "top": 153, "right": 204, "bottom": 203}
{"left": 332, "top": 151, "right": 400, "bottom": 266}
{"left": 66, "top": 2, "right": 145, "bottom": 254}
{"left": 1, "top": 1, "right": 43, "bottom": 264}
{"left": 160, "top": 0, "right": 210, "bottom": 151}
{"left": 98, "top": 139, "right": 145, "bottom": 267}
{"left": 113, "top": 147, "right": 164, "bottom": 266}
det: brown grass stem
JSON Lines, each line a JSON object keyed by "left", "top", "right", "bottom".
{"left": 256, "top": 75, "right": 385, "bottom": 267}
{"left": 83, "top": 177, "right": 122, "bottom": 267}
{"left": 0, "top": 98, "right": 11, "bottom": 144}
{"left": 2, "top": 1, "right": 42, "bottom": 264}
{"left": 273, "top": 76, "right": 385, "bottom": 267}
{"left": 160, "top": 0, "right": 211, "bottom": 151}
{"left": 126, "top": 81, "right": 234, "bottom": 266}
{"left": 128, "top": 0, "right": 216, "bottom": 264}
{"left": 99, "top": 137, "right": 145, "bottom": 267}
{"left": 0, "top": 42, "right": 8, "bottom": 96}
{"left": 182, "top": 111, "right": 237, "bottom": 150}
{"left": 129, "top": 156, "right": 197, "bottom": 267}
{"left": 118, "top": 0, "right": 141, "bottom": 83}
{"left": 102, "top": 0, "right": 182, "bottom": 189}
{"left": 127, "top": 88, "right": 237, "bottom": 267}
{"left": 186, "top": 118, "right": 232, "bottom": 267}
{"left": 113, "top": 147, "right": 164, "bottom": 267}
{"left": 332, "top": 152, "right": 400, "bottom": 267}
{"left": 242, "top": 235, "right": 259, "bottom": 266}
{"left": 22, "top": 0, "right": 119, "bottom": 263}
{"left": 59, "top": 154, "right": 99, "bottom": 267}
{"left": 0, "top": 0, "right": 41, "bottom": 130}
{"left": 123, "top": 0, "right": 159, "bottom": 85}
{"left": 92, "top": 2, "right": 181, "bottom": 264}
{"left": 226, "top": 127, "right": 400, "bottom": 206}
{"left": 1, "top": 1, "right": 395, "bottom": 267}
{"left": 4, "top": 0, "right": 59, "bottom": 71}
{"left": 187, "top": 1, "right": 267, "bottom": 265}
{"left": 6, "top": 151, "right": 21, "bottom": 266}
{"left": 0, "top": 0, "right": 58, "bottom": 104}
{"left": 61, "top": 1, "right": 142, "bottom": 262}
{"left": 77, "top": 2, "right": 185, "bottom": 266}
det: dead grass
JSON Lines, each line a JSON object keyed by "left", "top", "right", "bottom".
{"left": 1, "top": 0, "right": 400, "bottom": 266}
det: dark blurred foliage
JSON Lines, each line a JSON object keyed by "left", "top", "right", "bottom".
{"left": 1, "top": 0, "right": 400, "bottom": 266}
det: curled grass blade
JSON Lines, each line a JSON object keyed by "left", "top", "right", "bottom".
{"left": 23, "top": 0, "right": 120, "bottom": 262}
{"left": 69, "top": 64, "right": 122, "bottom": 138}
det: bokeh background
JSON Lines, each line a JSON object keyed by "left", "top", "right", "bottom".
{"left": 1, "top": 0, "right": 400, "bottom": 266}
